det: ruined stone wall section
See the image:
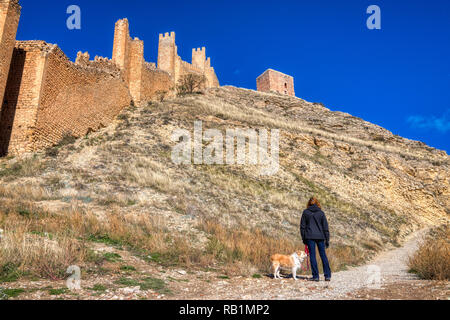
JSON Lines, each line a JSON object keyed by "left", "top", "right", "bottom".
{"left": 204, "top": 66, "right": 220, "bottom": 88}
{"left": 139, "top": 66, "right": 173, "bottom": 103}
{"left": 179, "top": 59, "right": 203, "bottom": 76}
{"left": 30, "top": 44, "right": 132, "bottom": 151}
{"left": 75, "top": 51, "right": 122, "bottom": 75}
{"left": 0, "top": 0, "right": 20, "bottom": 111}
{"left": 129, "top": 41, "right": 172, "bottom": 105}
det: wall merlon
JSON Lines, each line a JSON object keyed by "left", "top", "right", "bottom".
{"left": 115, "top": 18, "right": 129, "bottom": 26}
{"left": 159, "top": 31, "right": 175, "bottom": 42}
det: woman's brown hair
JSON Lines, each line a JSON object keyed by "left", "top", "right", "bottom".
{"left": 307, "top": 197, "right": 321, "bottom": 209}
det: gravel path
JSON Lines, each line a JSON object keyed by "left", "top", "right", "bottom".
{"left": 302, "top": 229, "right": 426, "bottom": 300}
{"left": 176, "top": 229, "right": 427, "bottom": 300}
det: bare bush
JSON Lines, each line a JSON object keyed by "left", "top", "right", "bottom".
{"left": 155, "top": 90, "right": 168, "bottom": 102}
{"left": 176, "top": 74, "right": 206, "bottom": 96}
{"left": 408, "top": 226, "right": 450, "bottom": 280}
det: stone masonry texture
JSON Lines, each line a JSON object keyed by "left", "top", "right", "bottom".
{"left": 256, "top": 69, "right": 295, "bottom": 97}
{"left": 0, "top": 0, "right": 20, "bottom": 117}
{"left": 0, "top": 1, "right": 220, "bottom": 156}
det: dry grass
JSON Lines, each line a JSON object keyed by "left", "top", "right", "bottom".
{"left": 182, "top": 94, "right": 445, "bottom": 162}
{"left": 0, "top": 220, "right": 86, "bottom": 280}
{"left": 0, "top": 204, "right": 202, "bottom": 281}
{"left": 199, "top": 219, "right": 300, "bottom": 273}
{"left": 120, "top": 158, "right": 188, "bottom": 194}
{"left": 200, "top": 165, "right": 302, "bottom": 210}
{"left": 408, "top": 226, "right": 450, "bottom": 280}
{"left": 198, "top": 219, "right": 365, "bottom": 275}
{"left": 0, "top": 156, "right": 46, "bottom": 180}
{"left": 0, "top": 183, "right": 57, "bottom": 201}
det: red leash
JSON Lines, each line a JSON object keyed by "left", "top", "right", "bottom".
{"left": 303, "top": 245, "right": 311, "bottom": 271}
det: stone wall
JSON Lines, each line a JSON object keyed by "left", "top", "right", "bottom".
{"left": 0, "top": 0, "right": 20, "bottom": 113}
{"left": 158, "top": 32, "right": 220, "bottom": 88}
{"left": 0, "top": 1, "right": 220, "bottom": 156}
{"left": 112, "top": 19, "right": 173, "bottom": 105}
{"left": 140, "top": 63, "right": 173, "bottom": 103}
{"left": 0, "top": 41, "right": 132, "bottom": 155}
{"left": 257, "top": 69, "right": 295, "bottom": 97}
{"left": 32, "top": 44, "right": 132, "bottom": 152}
{"left": 0, "top": 41, "right": 45, "bottom": 155}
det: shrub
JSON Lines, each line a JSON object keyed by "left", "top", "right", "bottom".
{"left": 45, "top": 132, "right": 77, "bottom": 157}
{"left": 408, "top": 226, "right": 449, "bottom": 280}
{"left": 155, "top": 90, "right": 168, "bottom": 102}
{"left": 176, "top": 74, "right": 206, "bottom": 96}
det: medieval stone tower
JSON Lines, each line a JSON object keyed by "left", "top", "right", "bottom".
{"left": 157, "top": 32, "right": 177, "bottom": 77}
{"left": 157, "top": 32, "right": 219, "bottom": 88}
{"left": 192, "top": 47, "right": 206, "bottom": 71}
{"left": 112, "top": 19, "right": 131, "bottom": 79}
{"left": 0, "top": 0, "right": 20, "bottom": 108}
{"left": 112, "top": 18, "right": 150, "bottom": 104}
{"left": 257, "top": 69, "right": 295, "bottom": 97}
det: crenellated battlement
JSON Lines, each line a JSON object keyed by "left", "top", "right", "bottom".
{"left": 159, "top": 32, "right": 175, "bottom": 42}
{"left": 0, "top": 1, "right": 219, "bottom": 156}
{"left": 193, "top": 47, "right": 206, "bottom": 53}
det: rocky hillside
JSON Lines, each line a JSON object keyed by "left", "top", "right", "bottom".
{"left": 0, "top": 86, "right": 448, "bottom": 277}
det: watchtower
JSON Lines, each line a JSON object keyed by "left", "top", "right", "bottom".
{"left": 157, "top": 32, "right": 176, "bottom": 76}
{"left": 256, "top": 69, "right": 295, "bottom": 97}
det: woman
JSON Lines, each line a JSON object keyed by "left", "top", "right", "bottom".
{"left": 300, "top": 197, "right": 331, "bottom": 282}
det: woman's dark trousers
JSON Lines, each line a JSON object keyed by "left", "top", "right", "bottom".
{"left": 306, "top": 239, "right": 332, "bottom": 280}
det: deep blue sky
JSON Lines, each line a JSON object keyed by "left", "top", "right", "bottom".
{"left": 16, "top": 0, "right": 450, "bottom": 152}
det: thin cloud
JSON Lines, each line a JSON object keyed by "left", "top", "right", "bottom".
{"left": 406, "top": 110, "right": 450, "bottom": 133}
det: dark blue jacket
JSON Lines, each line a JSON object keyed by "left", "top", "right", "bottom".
{"left": 300, "top": 204, "right": 330, "bottom": 244}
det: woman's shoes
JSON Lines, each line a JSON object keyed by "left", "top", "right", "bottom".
{"left": 307, "top": 278, "right": 331, "bottom": 282}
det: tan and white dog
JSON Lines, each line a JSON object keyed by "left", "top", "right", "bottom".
{"left": 271, "top": 251, "right": 308, "bottom": 280}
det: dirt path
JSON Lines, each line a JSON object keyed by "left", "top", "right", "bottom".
{"left": 173, "top": 229, "right": 429, "bottom": 300}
